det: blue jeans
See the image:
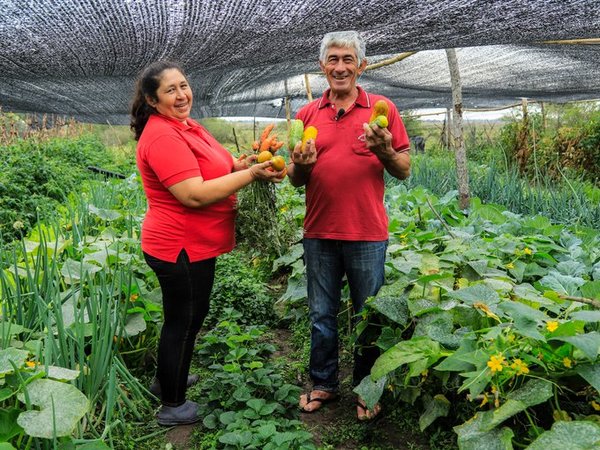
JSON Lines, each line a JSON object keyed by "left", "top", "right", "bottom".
{"left": 303, "top": 238, "right": 387, "bottom": 392}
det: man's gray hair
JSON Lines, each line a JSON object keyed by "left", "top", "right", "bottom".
{"left": 319, "top": 30, "right": 366, "bottom": 65}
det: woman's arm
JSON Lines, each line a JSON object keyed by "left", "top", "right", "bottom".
{"left": 168, "top": 161, "right": 282, "bottom": 208}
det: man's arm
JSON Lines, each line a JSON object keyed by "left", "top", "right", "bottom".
{"left": 362, "top": 123, "right": 410, "bottom": 180}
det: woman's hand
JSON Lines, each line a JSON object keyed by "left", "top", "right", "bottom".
{"left": 233, "top": 154, "right": 252, "bottom": 172}
{"left": 249, "top": 161, "right": 285, "bottom": 183}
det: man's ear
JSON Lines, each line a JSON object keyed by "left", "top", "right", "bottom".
{"left": 358, "top": 58, "right": 367, "bottom": 75}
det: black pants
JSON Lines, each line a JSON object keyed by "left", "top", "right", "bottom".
{"left": 144, "top": 250, "right": 215, "bottom": 406}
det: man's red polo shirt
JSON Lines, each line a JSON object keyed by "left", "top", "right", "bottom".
{"left": 296, "top": 87, "right": 410, "bottom": 241}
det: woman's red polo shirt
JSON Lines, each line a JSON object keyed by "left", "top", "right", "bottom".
{"left": 136, "top": 114, "right": 235, "bottom": 262}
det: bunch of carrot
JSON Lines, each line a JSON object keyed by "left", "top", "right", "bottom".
{"left": 252, "top": 124, "right": 285, "bottom": 154}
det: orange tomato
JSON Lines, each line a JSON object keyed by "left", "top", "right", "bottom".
{"left": 271, "top": 155, "right": 286, "bottom": 171}
{"left": 257, "top": 150, "right": 273, "bottom": 163}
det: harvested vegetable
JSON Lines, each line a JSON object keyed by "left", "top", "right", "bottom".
{"left": 368, "top": 100, "right": 389, "bottom": 124}
{"left": 288, "top": 119, "right": 304, "bottom": 152}
{"left": 301, "top": 126, "right": 318, "bottom": 151}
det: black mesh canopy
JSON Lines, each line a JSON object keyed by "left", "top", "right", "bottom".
{"left": 1, "top": 0, "right": 599, "bottom": 123}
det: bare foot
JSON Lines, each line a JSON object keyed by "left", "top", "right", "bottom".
{"left": 299, "top": 390, "right": 339, "bottom": 413}
{"left": 356, "top": 397, "right": 381, "bottom": 421}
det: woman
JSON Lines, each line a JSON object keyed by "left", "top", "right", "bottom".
{"left": 130, "top": 61, "right": 283, "bottom": 426}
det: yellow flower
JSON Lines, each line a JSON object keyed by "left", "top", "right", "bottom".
{"left": 563, "top": 357, "right": 573, "bottom": 368}
{"left": 546, "top": 321, "right": 559, "bottom": 332}
{"left": 591, "top": 401, "right": 600, "bottom": 411}
{"left": 487, "top": 354, "right": 505, "bottom": 373}
{"left": 129, "top": 293, "right": 139, "bottom": 301}
{"left": 25, "top": 361, "right": 36, "bottom": 368}
{"left": 399, "top": 233, "right": 408, "bottom": 239}
{"left": 507, "top": 334, "right": 516, "bottom": 343}
{"left": 510, "top": 359, "right": 530, "bottom": 375}
{"left": 505, "top": 262, "right": 515, "bottom": 269}
{"left": 524, "top": 247, "right": 533, "bottom": 255}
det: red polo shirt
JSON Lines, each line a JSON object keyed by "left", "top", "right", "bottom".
{"left": 136, "top": 114, "right": 236, "bottom": 262}
{"left": 296, "top": 87, "right": 409, "bottom": 241}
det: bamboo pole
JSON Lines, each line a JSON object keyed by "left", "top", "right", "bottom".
{"left": 304, "top": 73, "right": 313, "bottom": 102}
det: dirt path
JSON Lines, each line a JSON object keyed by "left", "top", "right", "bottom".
{"left": 273, "top": 329, "right": 431, "bottom": 450}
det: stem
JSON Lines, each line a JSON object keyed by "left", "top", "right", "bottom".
{"left": 558, "top": 294, "right": 600, "bottom": 309}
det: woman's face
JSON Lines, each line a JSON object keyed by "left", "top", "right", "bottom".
{"left": 148, "top": 68, "right": 193, "bottom": 122}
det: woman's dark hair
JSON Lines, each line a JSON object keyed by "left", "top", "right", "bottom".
{"left": 130, "top": 61, "right": 186, "bottom": 141}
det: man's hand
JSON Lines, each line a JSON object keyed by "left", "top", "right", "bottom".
{"left": 363, "top": 123, "right": 410, "bottom": 180}
{"left": 287, "top": 139, "right": 317, "bottom": 187}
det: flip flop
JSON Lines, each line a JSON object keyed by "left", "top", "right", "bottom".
{"left": 299, "top": 391, "right": 339, "bottom": 413}
{"left": 356, "top": 399, "right": 382, "bottom": 422}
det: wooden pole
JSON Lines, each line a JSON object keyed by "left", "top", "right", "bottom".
{"left": 445, "top": 48, "right": 470, "bottom": 210}
{"left": 304, "top": 73, "right": 313, "bottom": 102}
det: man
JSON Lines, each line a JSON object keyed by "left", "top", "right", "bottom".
{"left": 287, "top": 30, "right": 410, "bottom": 420}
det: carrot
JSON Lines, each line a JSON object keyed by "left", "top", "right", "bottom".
{"left": 252, "top": 140, "right": 260, "bottom": 151}
{"left": 270, "top": 141, "right": 284, "bottom": 152}
{"left": 259, "top": 124, "right": 275, "bottom": 143}
{"left": 259, "top": 135, "right": 275, "bottom": 152}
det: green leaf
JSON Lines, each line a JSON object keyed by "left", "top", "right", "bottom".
{"left": 389, "top": 251, "right": 422, "bottom": 274}
{"left": 369, "top": 280, "right": 410, "bottom": 326}
{"left": 575, "top": 364, "right": 600, "bottom": 394}
{"left": 414, "top": 311, "right": 460, "bottom": 349}
{"left": 0, "top": 444, "right": 17, "bottom": 450}
{"left": 76, "top": 441, "right": 112, "bottom": 449}
{"left": 419, "top": 394, "right": 450, "bottom": 431}
{"left": 219, "top": 431, "right": 252, "bottom": 446}
{"left": 434, "top": 340, "right": 482, "bottom": 372}
{"left": 0, "top": 407, "right": 22, "bottom": 442}
{"left": 257, "top": 423, "right": 277, "bottom": 439}
{"left": 0, "top": 321, "right": 25, "bottom": 338}
{"left": 459, "top": 368, "right": 492, "bottom": 398}
{"left": 353, "top": 374, "right": 386, "bottom": 411}
{"left": 471, "top": 203, "right": 507, "bottom": 224}
{"left": 480, "top": 379, "right": 552, "bottom": 431}
{"left": 60, "top": 259, "right": 102, "bottom": 284}
{"left": 548, "top": 332, "right": 600, "bottom": 360}
{"left": 123, "top": 313, "right": 147, "bottom": 337}
{"left": 454, "top": 413, "right": 514, "bottom": 450}
{"left": 272, "top": 243, "right": 304, "bottom": 271}
{"left": 202, "top": 413, "right": 218, "bottom": 429}
{"left": 43, "top": 366, "right": 80, "bottom": 382}
{"left": 570, "top": 310, "right": 600, "bottom": 322}
{"left": 371, "top": 337, "right": 440, "bottom": 380}
{"left": 446, "top": 284, "right": 500, "bottom": 307}
{"left": 498, "top": 301, "right": 547, "bottom": 340}
{"left": 526, "top": 420, "right": 600, "bottom": 450}
{"left": 581, "top": 280, "right": 600, "bottom": 300}
{"left": 0, "top": 348, "right": 30, "bottom": 375}
{"left": 233, "top": 386, "right": 252, "bottom": 402}
{"left": 540, "top": 271, "right": 585, "bottom": 296}
{"left": 88, "top": 205, "right": 121, "bottom": 221}
{"left": 16, "top": 379, "right": 89, "bottom": 438}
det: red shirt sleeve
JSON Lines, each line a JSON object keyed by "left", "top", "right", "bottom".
{"left": 144, "top": 134, "right": 202, "bottom": 187}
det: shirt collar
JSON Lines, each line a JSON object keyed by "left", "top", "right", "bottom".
{"left": 155, "top": 113, "right": 199, "bottom": 130}
{"left": 317, "top": 86, "right": 369, "bottom": 109}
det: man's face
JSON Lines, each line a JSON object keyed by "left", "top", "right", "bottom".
{"left": 320, "top": 45, "right": 366, "bottom": 96}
